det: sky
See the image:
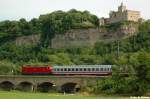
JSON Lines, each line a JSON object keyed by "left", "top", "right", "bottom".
{"left": 0, "top": 0, "right": 150, "bottom": 21}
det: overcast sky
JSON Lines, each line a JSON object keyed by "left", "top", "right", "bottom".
{"left": 0, "top": 0, "right": 150, "bottom": 21}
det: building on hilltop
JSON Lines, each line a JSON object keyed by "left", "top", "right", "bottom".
{"left": 99, "top": 2, "right": 141, "bottom": 25}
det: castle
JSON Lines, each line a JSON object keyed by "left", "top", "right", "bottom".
{"left": 99, "top": 3, "right": 141, "bottom": 25}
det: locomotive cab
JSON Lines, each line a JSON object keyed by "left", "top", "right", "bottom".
{"left": 22, "top": 66, "right": 53, "bottom": 75}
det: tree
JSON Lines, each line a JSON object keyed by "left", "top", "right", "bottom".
{"left": 18, "top": 18, "right": 32, "bottom": 35}
{"left": 130, "top": 51, "right": 150, "bottom": 96}
{"left": 0, "top": 61, "right": 17, "bottom": 75}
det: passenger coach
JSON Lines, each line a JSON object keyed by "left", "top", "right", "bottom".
{"left": 52, "top": 65, "right": 112, "bottom": 76}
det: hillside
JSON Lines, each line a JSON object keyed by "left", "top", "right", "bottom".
{"left": 0, "top": 19, "right": 149, "bottom": 71}
{"left": 0, "top": 9, "right": 150, "bottom": 95}
{"left": 0, "top": 10, "right": 149, "bottom": 67}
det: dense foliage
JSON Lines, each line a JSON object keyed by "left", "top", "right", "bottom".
{"left": 0, "top": 18, "right": 41, "bottom": 45}
{"left": 0, "top": 9, "right": 99, "bottom": 46}
{"left": 0, "top": 10, "right": 150, "bottom": 95}
{"left": 39, "top": 9, "right": 99, "bottom": 47}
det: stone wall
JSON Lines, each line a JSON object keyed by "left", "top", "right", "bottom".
{"left": 127, "top": 10, "right": 140, "bottom": 22}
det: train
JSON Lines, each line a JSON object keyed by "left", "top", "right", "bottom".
{"left": 22, "top": 65, "right": 112, "bottom": 76}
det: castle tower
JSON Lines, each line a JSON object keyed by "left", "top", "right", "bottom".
{"left": 118, "top": 2, "right": 126, "bottom": 12}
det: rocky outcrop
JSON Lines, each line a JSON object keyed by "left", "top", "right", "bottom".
{"left": 15, "top": 34, "right": 40, "bottom": 46}
{"left": 51, "top": 28, "right": 101, "bottom": 48}
{"left": 15, "top": 26, "right": 138, "bottom": 48}
{"left": 51, "top": 26, "right": 138, "bottom": 48}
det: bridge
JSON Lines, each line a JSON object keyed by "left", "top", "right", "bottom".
{"left": 0, "top": 75, "right": 106, "bottom": 93}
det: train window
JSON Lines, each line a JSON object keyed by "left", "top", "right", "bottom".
{"left": 104, "top": 68, "right": 107, "bottom": 71}
{"left": 57, "top": 68, "right": 60, "bottom": 71}
{"left": 80, "top": 68, "right": 82, "bottom": 71}
{"left": 84, "top": 68, "right": 86, "bottom": 71}
{"left": 68, "top": 68, "right": 70, "bottom": 71}
{"left": 100, "top": 68, "right": 103, "bottom": 71}
{"left": 88, "top": 68, "right": 91, "bottom": 71}
{"left": 96, "top": 68, "right": 99, "bottom": 71}
{"left": 61, "top": 68, "right": 63, "bottom": 71}
{"left": 64, "top": 68, "right": 67, "bottom": 71}
{"left": 72, "top": 68, "right": 75, "bottom": 71}
{"left": 76, "top": 68, "right": 78, "bottom": 71}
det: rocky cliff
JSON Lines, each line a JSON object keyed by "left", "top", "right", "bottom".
{"left": 51, "top": 25, "right": 138, "bottom": 48}
{"left": 15, "top": 25, "right": 138, "bottom": 48}
{"left": 15, "top": 34, "right": 40, "bottom": 46}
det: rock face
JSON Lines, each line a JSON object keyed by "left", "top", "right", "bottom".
{"left": 15, "top": 26, "right": 138, "bottom": 48}
{"left": 51, "top": 26, "right": 138, "bottom": 48}
{"left": 15, "top": 34, "right": 40, "bottom": 46}
{"left": 51, "top": 28, "right": 101, "bottom": 48}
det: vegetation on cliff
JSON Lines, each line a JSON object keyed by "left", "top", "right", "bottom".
{"left": 0, "top": 9, "right": 99, "bottom": 46}
{"left": 39, "top": 9, "right": 99, "bottom": 47}
{"left": 0, "top": 18, "right": 41, "bottom": 45}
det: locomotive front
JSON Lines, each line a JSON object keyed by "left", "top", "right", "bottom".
{"left": 22, "top": 66, "right": 53, "bottom": 75}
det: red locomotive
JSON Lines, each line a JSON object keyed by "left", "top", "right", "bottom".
{"left": 22, "top": 66, "right": 53, "bottom": 75}
{"left": 22, "top": 65, "right": 112, "bottom": 76}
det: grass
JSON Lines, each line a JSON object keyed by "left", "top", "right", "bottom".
{"left": 0, "top": 91, "right": 132, "bottom": 99}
